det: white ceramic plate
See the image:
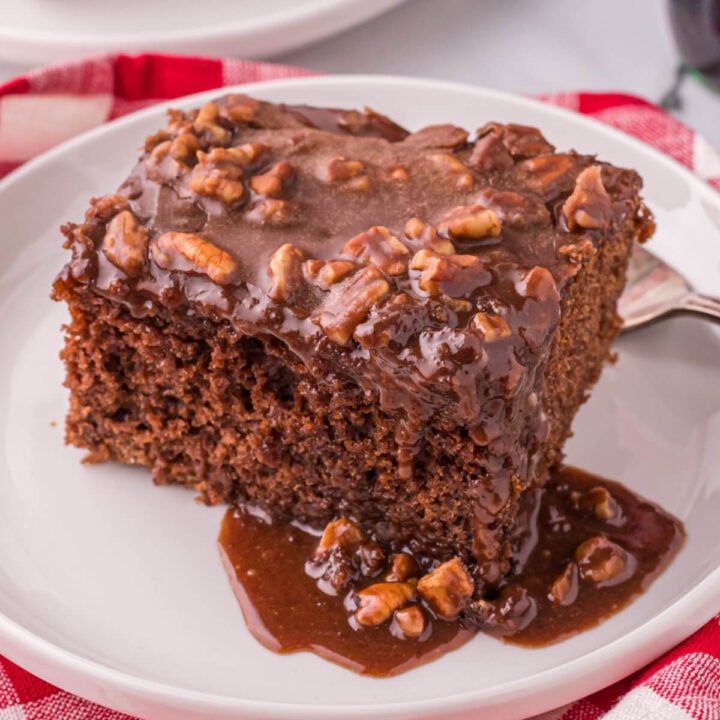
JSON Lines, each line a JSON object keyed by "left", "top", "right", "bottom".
{"left": 0, "top": 76, "right": 719, "bottom": 720}
{"left": 0, "top": 0, "right": 406, "bottom": 65}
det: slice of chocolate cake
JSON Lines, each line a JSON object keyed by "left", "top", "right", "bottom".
{"left": 52, "top": 94, "right": 653, "bottom": 599}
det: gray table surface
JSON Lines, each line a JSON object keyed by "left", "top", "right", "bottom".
{"left": 279, "top": 0, "right": 719, "bottom": 148}
{"left": 0, "top": 0, "right": 718, "bottom": 149}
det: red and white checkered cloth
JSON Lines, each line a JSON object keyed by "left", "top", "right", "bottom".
{"left": 0, "top": 54, "right": 718, "bottom": 720}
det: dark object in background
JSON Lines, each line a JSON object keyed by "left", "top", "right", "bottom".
{"left": 669, "top": 0, "right": 720, "bottom": 78}
{"left": 662, "top": 0, "right": 720, "bottom": 109}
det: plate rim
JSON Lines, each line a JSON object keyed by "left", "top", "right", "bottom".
{"left": 2, "top": 74, "right": 719, "bottom": 207}
{"left": 0, "top": 0, "right": 406, "bottom": 62}
{"left": 1, "top": 73, "right": 719, "bottom": 720}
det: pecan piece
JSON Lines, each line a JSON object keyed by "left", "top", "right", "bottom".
{"left": 517, "top": 265, "right": 560, "bottom": 303}
{"left": 86, "top": 194, "right": 131, "bottom": 224}
{"left": 562, "top": 165, "right": 613, "bottom": 230}
{"left": 336, "top": 107, "right": 408, "bottom": 141}
{"left": 151, "top": 232, "right": 237, "bottom": 285}
{"left": 313, "top": 518, "right": 366, "bottom": 559}
{"left": 438, "top": 204, "right": 502, "bottom": 240}
{"left": 147, "top": 139, "right": 171, "bottom": 163}
{"left": 343, "top": 226, "right": 410, "bottom": 276}
{"left": 315, "top": 266, "right": 391, "bottom": 345}
{"left": 478, "top": 122, "right": 555, "bottom": 158}
{"left": 326, "top": 156, "right": 364, "bottom": 181}
{"left": 192, "top": 101, "right": 231, "bottom": 146}
{"left": 575, "top": 535, "right": 631, "bottom": 585}
{"left": 476, "top": 188, "right": 550, "bottom": 226}
{"left": 102, "top": 210, "right": 149, "bottom": 277}
{"left": 417, "top": 558, "right": 474, "bottom": 620}
{"left": 189, "top": 170, "right": 244, "bottom": 204}
{"left": 144, "top": 129, "right": 171, "bottom": 153}
{"left": 346, "top": 175, "right": 371, "bottom": 191}
{"left": 471, "top": 312, "right": 512, "bottom": 342}
{"left": 574, "top": 486, "right": 621, "bottom": 521}
{"left": 405, "top": 124, "right": 469, "bottom": 149}
{"left": 315, "top": 260, "right": 359, "bottom": 286}
{"left": 441, "top": 295, "right": 473, "bottom": 313}
{"left": 471, "top": 585, "right": 536, "bottom": 634}
{"left": 388, "top": 164, "right": 409, "bottom": 182}
{"left": 637, "top": 202, "right": 656, "bottom": 242}
{"left": 587, "top": 487, "right": 620, "bottom": 520}
{"left": 196, "top": 143, "right": 267, "bottom": 171}
{"left": 224, "top": 143, "right": 269, "bottom": 166}
{"left": 221, "top": 95, "right": 260, "bottom": 123}
{"left": 558, "top": 238, "right": 596, "bottom": 263}
{"left": 246, "top": 199, "right": 298, "bottom": 225}
{"left": 304, "top": 259, "right": 360, "bottom": 286}
{"left": 189, "top": 147, "right": 251, "bottom": 204}
{"left": 169, "top": 132, "right": 199, "bottom": 163}
{"left": 321, "top": 156, "right": 370, "bottom": 190}
{"left": 268, "top": 243, "right": 304, "bottom": 303}
{"left": 166, "top": 108, "right": 191, "bottom": 135}
{"left": 477, "top": 123, "right": 555, "bottom": 158}
{"left": 146, "top": 140, "right": 184, "bottom": 182}
{"left": 384, "top": 553, "right": 421, "bottom": 583}
{"left": 250, "top": 161, "right": 294, "bottom": 197}
{"left": 468, "top": 132, "right": 514, "bottom": 171}
{"left": 354, "top": 582, "right": 417, "bottom": 627}
{"left": 404, "top": 218, "right": 455, "bottom": 255}
{"left": 359, "top": 542, "right": 386, "bottom": 578}
{"left": 428, "top": 152, "right": 474, "bottom": 189}
{"left": 308, "top": 518, "right": 376, "bottom": 594}
{"left": 404, "top": 217, "right": 428, "bottom": 240}
{"left": 409, "top": 249, "right": 437, "bottom": 271}
{"left": 393, "top": 605, "right": 426, "bottom": 638}
{"left": 302, "top": 259, "right": 325, "bottom": 279}
{"left": 518, "top": 153, "right": 575, "bottom": 195}
{"left": 502, "top": 123, "right": 555, "bottom": 157}
{"left": 411, "top": 249, "right": 490, "bottom": 297}
{"left": 548, "top": 562, "right": 579, "bottom": 605}
{"left": 476, "top": 122, "right": 504, "bottom": 139}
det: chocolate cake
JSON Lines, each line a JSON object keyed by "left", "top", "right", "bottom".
{"left": 52, "top": 94, "right": 653, "bottom": 603}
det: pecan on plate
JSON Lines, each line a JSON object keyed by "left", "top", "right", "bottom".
{"left": 417, "top": 558, "right": 474, "bottom": 620}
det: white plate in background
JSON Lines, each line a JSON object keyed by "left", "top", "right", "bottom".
{"left": 0, "top": 75, "right": 719, "bottom": 720}
{"left": 0, "top": 0, "right": 407, "bottom": 65}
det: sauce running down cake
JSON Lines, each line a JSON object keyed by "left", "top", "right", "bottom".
{"left": 53, "top": 95, "right": 658, "bottom": 635}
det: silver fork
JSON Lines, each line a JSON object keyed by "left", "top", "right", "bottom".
{"left": 619, "top": 243, "right": 720, "bottom": 331}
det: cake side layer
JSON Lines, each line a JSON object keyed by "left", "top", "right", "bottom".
{"left": 541, "top": 216, "right": 637, "bottom": 473}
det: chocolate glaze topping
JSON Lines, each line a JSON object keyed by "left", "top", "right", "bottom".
{"left": 58, "top": 95, "right": 652, "bottom": 579}
{"left": 219, "top": 466, "right": 683, "bottom": 676}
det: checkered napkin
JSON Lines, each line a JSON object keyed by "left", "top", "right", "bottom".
{"left": 0, "top": 54, "right": 718, "bottom": 720}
